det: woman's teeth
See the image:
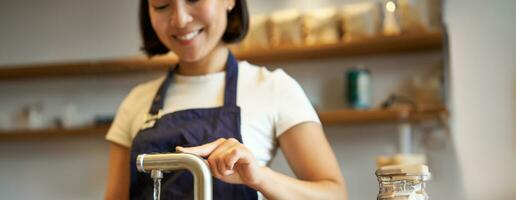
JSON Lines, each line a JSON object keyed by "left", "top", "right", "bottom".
{"left": 176, "top": 30, "right": 200, "bottom": 41}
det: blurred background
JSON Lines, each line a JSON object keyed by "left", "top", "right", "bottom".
{"left": 0, "top": 0, "right": 515, "bottom": 199}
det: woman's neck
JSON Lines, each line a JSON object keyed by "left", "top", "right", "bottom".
{"left": 177, "top": 44, "right": 229, "bottom": 76}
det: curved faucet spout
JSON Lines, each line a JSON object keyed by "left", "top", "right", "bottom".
{"left": 137, "top": 153, "right": 212, "bottom": 200}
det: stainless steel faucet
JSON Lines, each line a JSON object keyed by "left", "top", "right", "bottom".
{"left": 137, "top": 153, "right": 213, "bottom": 200}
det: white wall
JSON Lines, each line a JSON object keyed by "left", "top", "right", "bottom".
{"left": 0, "top": 0, "right": 141, "bottom": 65}
{"left": 445, "top": 1, "right": 516, "bottom": 199}
{"left": 0, "top": 0, "right": 466, "bottom": 199}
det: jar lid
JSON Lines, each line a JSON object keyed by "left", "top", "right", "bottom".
{"left": 375, "top": 164, "right": 430, "bottom": 177}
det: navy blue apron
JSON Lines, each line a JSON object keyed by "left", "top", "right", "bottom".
{"left": 129, "top": 52, "right": 258, "bottom": 200}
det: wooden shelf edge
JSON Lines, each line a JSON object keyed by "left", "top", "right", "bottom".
{"left": 0, "top": 57, "right": 174, "bottom": 80}
{"left": 0, "top": 124, "right": 110, "bottom": 140}
{"left": 0, "top": 31, "right": 443, "bottom": 80}
{"left": 319, "top": 108, "right": 409, "bottom": 125}
{"left": 318, "top": 106, "right": 447, "bottom": 125}
{"left": 235, "top": 31, "right": 443, "bottom": 63}
{"left": 0, "top": 107, "right": 447, "bottom": 140}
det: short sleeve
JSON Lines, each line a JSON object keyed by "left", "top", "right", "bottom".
{"left": 105, "top": 88, "right": 137, "bottom": 147}
{"left": 273, "top": 70, "right": 320, "bottom": 138}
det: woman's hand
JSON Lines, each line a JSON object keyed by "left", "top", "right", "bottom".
{"left": 176, "top": 138, "right": 266, "bottom": 189}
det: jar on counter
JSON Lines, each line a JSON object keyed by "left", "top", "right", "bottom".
{"left": 376, "top": 164, "right": 431, "bottom": 200}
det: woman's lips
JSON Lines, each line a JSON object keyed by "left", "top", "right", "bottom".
{"left": 173, "top": 29, "right": 203, "bottom": 45}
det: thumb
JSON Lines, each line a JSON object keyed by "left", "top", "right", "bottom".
{"left": 176, "top": 138, "right": 225, "bottom": 157}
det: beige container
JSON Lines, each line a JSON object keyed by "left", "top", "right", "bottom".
{"left": 269, "top": 9, "right": 305, "bottom": 47}
{"left": 398, "top": 0, "right": 432, "bottom": 33}
{"left": 340, "top": 2, "right": 382, "bottom": 42}
{"left": 240, "top": 14, "right": 271, "bottom": 51}
{"left": 303, "top": 7, "right": 341, "bottom": 46}
{"left": 408, "top": 68, "right": 443, "bottom": 109}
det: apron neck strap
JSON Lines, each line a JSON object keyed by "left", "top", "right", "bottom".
{"left": 223, "top": 52, "right": 238, "bottom": 106}
{"left": 148, "top": 68, "right": 174, "bottom": 116}
{"left": 148, "top": 51, "right": 239, "bottom": 116}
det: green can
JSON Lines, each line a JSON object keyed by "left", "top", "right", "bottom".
{"left": 346, "top": 67, "right": 372, "bottom": 109}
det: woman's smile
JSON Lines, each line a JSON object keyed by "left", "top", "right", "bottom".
{"left": 173, "top": 28, "right": 204, "bottom": 45}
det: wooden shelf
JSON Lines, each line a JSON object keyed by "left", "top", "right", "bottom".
{"left": 235, "top": 31, "right": 443, "bottom": 63}
{"left": 0, "top": 107, "right": 446, "bottom": 140}
{"left": 319, "top": 106, "right": 446, "bottom": 125}
{"left": 0, "top": 124, "right": 110, "bottom": 140}
{"left": 319, "top": 108, "right": 410, "bottom": 125}
{"left": 0, "top": 58, "right": 173, "bottom": 80}
{"left": 0, "top": 31, "right": 443, "bottom": 80}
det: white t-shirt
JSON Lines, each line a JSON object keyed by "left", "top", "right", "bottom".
{"left": 105, "top": 61, "right": 320, "bottom": 166}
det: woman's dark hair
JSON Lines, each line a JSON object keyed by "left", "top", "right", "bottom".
{"left": 139, "top": 0, "right": 249, "bottom": 57}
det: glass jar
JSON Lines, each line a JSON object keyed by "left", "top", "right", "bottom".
{"left": 376, "top": 164, "right": 431, "bottom": 200}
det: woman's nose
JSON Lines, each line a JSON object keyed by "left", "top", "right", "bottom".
{"left": 170, "top": 3, "right": 193, "bottom": 28}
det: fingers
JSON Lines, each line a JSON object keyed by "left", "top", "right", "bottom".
{"left": 208, "top": 138, "right": 241, "bottom": 178}
{"left": 176, "top": 138, "right": 225, "bottom": 157}
{"left": 176, "top": 138, "right": 254, "bottom": 181}
{"left": 210, "top": 139, "right": 239, "bottom": 177}
{"left": 224, "top": 148, "right": 242, "bottom": 171}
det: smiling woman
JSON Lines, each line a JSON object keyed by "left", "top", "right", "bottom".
{"left": 104, "top": 0, "right": 348, "bottom": 200}
{"left": 140, "top": 0, "right": 248, "bottom": 60}
{"left": 149, "top": 0, "right": 231, "bottom": 62}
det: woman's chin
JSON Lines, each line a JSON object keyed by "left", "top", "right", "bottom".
{"left": 176, "top": 51, "right": 203, "bottom": 63}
